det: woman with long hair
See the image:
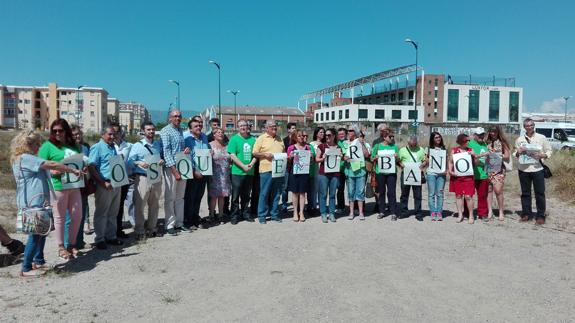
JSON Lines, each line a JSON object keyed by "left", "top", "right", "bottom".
{"left": 11, "top": 131, "right": 81, "bottom": 277}
{"left": 307, "top": 127, "right": 325, "bottom": 214}
{"left": 208, "top": 127, "right": 232, "bottom": 224}
{"left": 287, "top": 130, "right": 313, "bottom": 222}
{"left": 315, "top": 128, "right": 341, "bottom": 223}
{"left": 486, "top": 126, "right": 510, "bottom": 221}
{"left": 38, "top": 119, "right": 83, "bottom": 260}
{"left": 448, "top": 133, "right": 478, "bottom": 224}
{"left": 426, "top": 132, "right": 447, "bottom": 221}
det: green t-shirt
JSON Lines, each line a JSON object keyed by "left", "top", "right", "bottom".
{"left": 342, "top": 140, "right": 366, "bottom": 178}
{"left": 38, "top": 141, "right": 81, "bottom": 191}
{"left": 398, "top": 146, "right": 426, "bottom": 164}
{"left": 468, "top": 139, "right": 488, "bottom": 180}
{"left": 227, "top": 134, "right": 256, "bottom": 176}
{"left": 371, "top": 143, "right": 399, "bottom": 174}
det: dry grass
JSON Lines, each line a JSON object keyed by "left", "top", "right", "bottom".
{"left": 546, "top": 150, "right": 575, "bottom": 204}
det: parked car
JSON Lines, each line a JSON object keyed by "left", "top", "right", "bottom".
{"left": 533, "top": 122, "right": 575, "bottom": 151}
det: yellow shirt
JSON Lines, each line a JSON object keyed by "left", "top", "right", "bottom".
{"left": 253, "top": 133, "right": 285, "bottom": 173}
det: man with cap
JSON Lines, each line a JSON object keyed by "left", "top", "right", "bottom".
{"left": 467, "top": 127, "right": 490, "bottom": 220}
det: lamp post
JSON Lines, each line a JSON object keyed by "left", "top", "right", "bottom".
{"left": 564, "top": 96, "right": 572, "bottom": 123}
{"left": 209, "top": 60, "right": 221, "bottom": 120}
{"left": 405, "top": 38, "right": 418, "bottom": 132}
{"left": 76, "top": 85, "right": 85, "bottom": 125}
{"left": 227, "top": 89, "right": 240, "bottom": 124}
{"left": 168, "top": 80, "right": 180, "bottom": 109}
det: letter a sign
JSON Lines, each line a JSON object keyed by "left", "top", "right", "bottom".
{"left": 109, "top": 155, "right": 129, "bottom": 188}
{"left": 453, "top": 152, "right": 474, "bottom": 176}
{"left": 403, "top": 162, "right": 421, "bottom": 186}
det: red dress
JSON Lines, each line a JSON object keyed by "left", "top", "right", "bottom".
{"left": 449, "top": 147, "right": 475, "bottom": 196}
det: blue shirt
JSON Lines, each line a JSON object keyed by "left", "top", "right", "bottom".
{"left": 160, "top": 124, "right": 185, "bottom": 168}
{"left": 12, "top": 154, "right": 49, "bottom": 209}
{"left": 89, "top": 139, "right": 118, "bottom": 181}
{"left": 184, "top": 132, "right": 211, "bottom": 169}
{"left": 128, "top": 138, "right": 163, "bottom": 175}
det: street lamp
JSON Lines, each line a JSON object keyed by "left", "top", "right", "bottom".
{"left": 405, "top": 38, "right": 418, "bottom": 131}
{"left": 76, "top": 85, "right": 85, "bottom": 125}
{"left": 208, "top": 60, "right": 221, "bottom": 120}
{"left": 168, "top": 80, "right": 180, "bottom": 109}
{"left": 563, "top": 96, "right": 572, "bottom": 123}
{"left": 227, "top": 89, "right": 240, "bottom": 123}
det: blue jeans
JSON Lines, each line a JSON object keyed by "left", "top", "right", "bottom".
{"left": 318, "top": 174, "right": 339, "bottom": 215}
{"left": 346, "top": 176, "right": 366, "bottom": 201}
{"left": 22, "top": 234, "right": 46, "bottom": 272}
{"left": 427, "top": 173, "right": 446, "bottom": 213}
{"left": 64, "top": 195, "right": 88, "bottom": 248}
{"left": 258, "top": 172, "right": 284, "bottom": 222}
{"left": 281, "top": 171, "right": 289, "bottom": 210}
{"left": 307, "top": 175, "right": 319, "bottom": 211}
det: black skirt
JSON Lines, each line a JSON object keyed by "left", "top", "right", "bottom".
{"left": 288, "top": 173, "right": 309, "bottom": 193}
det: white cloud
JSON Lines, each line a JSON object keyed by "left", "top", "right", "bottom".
{"left": 529, "top": 97, "right": 570, "bottom": 113}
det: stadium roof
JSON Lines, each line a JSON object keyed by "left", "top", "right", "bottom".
{"left": 300, "top": 64, "right": 420, "bottom": 100}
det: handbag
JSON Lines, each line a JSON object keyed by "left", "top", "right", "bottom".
{"left": 407, "top": 147, "right": 426, "bottom": 184}
{"left": 16, "top": 160, "right": 53, "bottom": 236}
{"left": 365, "top": 173, "right": 375, "bottom": 198}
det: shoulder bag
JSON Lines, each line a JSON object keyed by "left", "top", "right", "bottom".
{"left": 16, "top": 160, "right": 53, "bottom": 236}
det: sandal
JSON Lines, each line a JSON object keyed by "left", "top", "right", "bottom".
{"left": 58, "top": 248, "right": 71, "bottom": 261}
{"left": 20, "top": 269, "right": 46, "bottom": 278}
{"left": 68, "top": 247, "right": 81, "bottom": 258}
{"left": 32, "top": 263, "right": 51, "bottom": 271}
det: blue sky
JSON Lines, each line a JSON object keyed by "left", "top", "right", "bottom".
{"left": 1, "top": 0, "right": 574, "bottom": 115}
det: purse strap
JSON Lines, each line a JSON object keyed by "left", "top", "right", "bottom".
{"left": 406, "top": 147, "right": 419, "bottom": 163}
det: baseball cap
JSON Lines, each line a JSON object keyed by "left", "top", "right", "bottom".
{"left": 473, "top": 127, "right": 485, "bottom": 135}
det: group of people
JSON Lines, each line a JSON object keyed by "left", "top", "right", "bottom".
{"left": 4, "top": 111, "right": 552, "bottom": 277}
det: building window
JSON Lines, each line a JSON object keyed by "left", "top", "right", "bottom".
{"left": 326, "top": 112, "right": 329, "bottom": 121}
{"left": 391, "top": 110, "right": 402, "bottom": 120}
{"left": 358, "top": 109, "right": 368, "bottom": 119}
{"left": 383, "top": 95, "right": 389, "bottom": 103}
{"left": 434, "top": 101, "right": 438, "bottom": 114}
{"left": 375, "top": 110, "right": 385, "bottom": 119}
{"left": 35, "top": 92, "right": 41, "bottom": 99}
{"left": 509, "top": 91, "right": 519, "bottom": 122}
{"left": 90, "top": 111, "right": 95, "bottom": 117}
{"left": 398, "top": 92, "right": 404, "bottom": 101}
{"left": 315, "top": 113, "right": 319, "bottom": 122}
{"left": 447, "top": 89, "right": 459, "bottom": 121}
{"left": 320, "top": 113, "right": 324, "bottom": 121}
{"left": 434, "top": 78, "right": 438, "bottom": 86}
{"left": 338, "top": 110, "right": 342, "bottom": 120}
{"left": 434, "top": 90, "right": 438, "bottom": 97}
{"left": 408, "top": 91, "right": 414, "bottom": 100}
{"left": 331, "top": 111, "right": 335, "bottom": 120}
{"left": 468, "top": 90, "right": 479, "bottom": 122}
{"left": 489, "top": 91, "right": 500, "bottom": 122}
{"left": 345, "top": 109, "right": 349, "bottom": 119}
{"left": 408, "top": 110, "right": 418, "bottom": 120}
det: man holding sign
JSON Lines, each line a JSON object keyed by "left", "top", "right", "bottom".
{"left": 183, "top": 117, "right": 209, "bottom": 230}
{"left": 371, "top": 129, "right": 399, "bottom": 220}
{"left": 88, "top": 125, "right": 124, "bottom": 249}
{"left": 128, "top": 122, "right": 164, "bottom": 240}
{"left": 160, "top": 109, "right": 192, "bottom": 236}
{"left": 253, "top": 120, "right": 285, "bottom": 224}
{"left": 514, "top": 118, "right": 552, "bottom": 224}
{"left": 398, "top": 135, "right": 427, "bottom": 221}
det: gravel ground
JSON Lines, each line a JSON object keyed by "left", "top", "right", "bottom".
{"left": 0, "top": 184, "right": 574, "bottom": 322}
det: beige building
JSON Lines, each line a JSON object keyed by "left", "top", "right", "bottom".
{"left": 107, "top": 98, "right": 120, "bottom": 124}
{"left": 119, "top": 102, "right": 149, "bottom": 133}
{"left": 0, "top": 83, "right": 108, "bottom": 133}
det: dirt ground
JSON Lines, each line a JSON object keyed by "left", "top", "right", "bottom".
{"left": 0, "top": 180, "right": 574, "bottom": 322}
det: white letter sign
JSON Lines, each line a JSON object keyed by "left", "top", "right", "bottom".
{"left": 486, "top": 152, "right": 502, "bottom": 174}
{"left": 346, "top": 139, "right": 364, "bottom": 163}
{"left": 175, "top": 152, "right": 193, "bottom": 180}
{"left": 377, "top": 150, "right": 396, "bottom": 174}
{"left": 109, "top": 155, "right": 130, "bottom": 188}
{"left": 194, "top": 149, "right": 213, "bottom": 176}
{"left": 61, "top": 154, "right": 85, "bottom": 190}
{"left": 428, "top": 149, "right": 447, "bottom": 174}
{"left": 453, "top": 152, "right": 474, "bottom": 176}
{"left": 272, "top": 153, "right": 288, "bottom": 178}
{"left": 145, "top": 155, "right": 162, "bottom": 185}
{"left": 323, "top": 148, "right": 341, "bottom": 174}
{"left": 403, "top": 162, "right": 422, "bottom": 186}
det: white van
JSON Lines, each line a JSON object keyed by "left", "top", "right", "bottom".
{"left": 533, "top": 122, "right": 575, "bottom": 151}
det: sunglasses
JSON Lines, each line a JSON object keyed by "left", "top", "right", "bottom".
{"left": 52, "top": 129, "right": 64, "bottom": 133}
{"left": 172, "top": 115, "right": 182, "bottom": 118}
{"left": 326, "top": 133, "right": 334, "bottom": 137}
